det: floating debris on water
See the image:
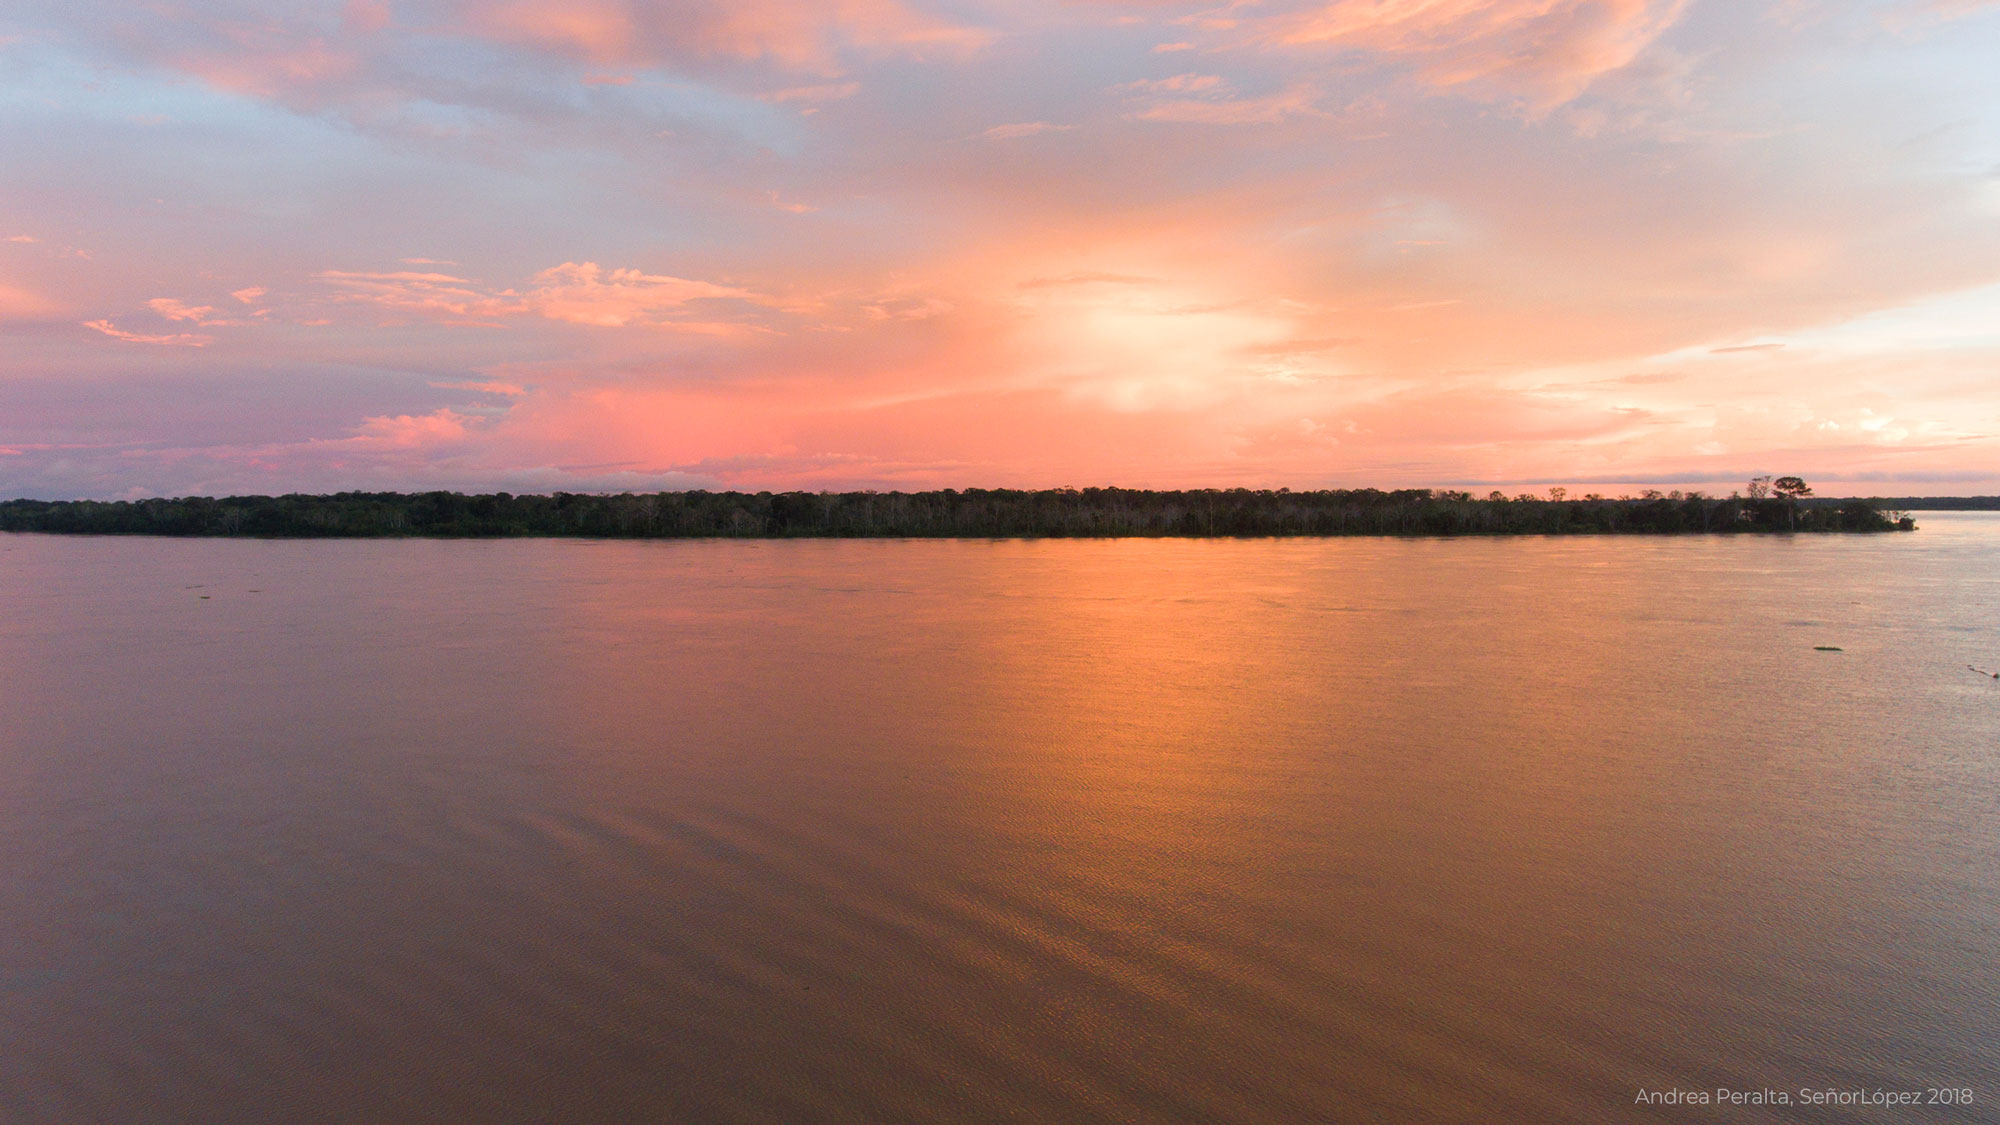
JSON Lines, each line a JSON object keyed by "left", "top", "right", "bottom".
{"left": 1813, "top": 646, "right": 1842, "bottom": 652}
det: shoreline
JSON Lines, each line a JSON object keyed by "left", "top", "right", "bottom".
{"left": 1, "top": 489, "right": 1918, "bottom": 539}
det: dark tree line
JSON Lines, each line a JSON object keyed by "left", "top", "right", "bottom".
{"left": 0, "top": 486, "right": 1913, "bottom": 539}
{"left": 1845, "top": 496, "right": 2000, "bottom": 511}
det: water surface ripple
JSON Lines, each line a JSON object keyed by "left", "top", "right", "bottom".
{"left": 3, "top": 518, "right": 1998, "bottom": 1122}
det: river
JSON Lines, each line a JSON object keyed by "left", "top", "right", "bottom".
{"left": 3, "top": 517, "right": 1997, "bottom": 1121}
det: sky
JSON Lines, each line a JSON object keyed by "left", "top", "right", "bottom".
{"left": 2, "top": 0, "right": 1999, "bottom": 498}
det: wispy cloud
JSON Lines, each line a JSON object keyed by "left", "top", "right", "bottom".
{"left": 759, "top": 81, "right": 861, "bottom": 104}
{"left": 1245, "top": 0, "right": 1691, "bottom": 109}
{"left": 458, "top": 0, "right": 994, "bottom": 72}
{"left": 526, "top": 262, "right": 762, "bottom": 327}
{"left": 83, "top": 319, "right": 211, "bottom": 346}
{"left": 319, "top": 270, "right": 509, "bottom": 321}
{"left": 146, "top": 297, "right": 253, "bottom": 327}
{"left": 979, "top": 121, "right": 1074, "bottom": 140}
{"left": 431, "top": 379, "right": 529, "bottom": 396}
{"left": 1114, "top": 74, "right": 1230, "bottom": 96}
{"left": 1117, "top": 75, "right": 1324, "bottom": 124}
{"left": 317, "top": 262, "right": 770, "bottom": 330}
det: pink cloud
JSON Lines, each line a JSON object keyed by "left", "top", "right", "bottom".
{"left": 1114, "top": 74, "right": 1231, "bottom": 95}
{"left": 457, "top": 0, "right": 992, "bottom": 72}
{"left": 169, "top": 22, "right": 360, "bottom": 100}
{"left": 343, "top": 0, "right": 393, "bottom": 34}
{"left": 759, "top": 81, "right": 862, "bottom": 104}
{"left": 432, "top": 379, "right": 530, "bottom": 396}
{"left": 82, "top": 319, "right": 211, "bottom": 346}
{"left": 524, "top": 262, "right": 762, "bottom": 327}
{"left": 460, "top": 0, "right": 636, "bottom": 61}
{"left": 979, "top": 121, "right": 1073, "bottom": 140}
{"left": 1922, "top": 0, "right": 2000, "bottom": 15}
{"left": 319, "top": 270, "right": 510, "bottom": 321}
{"left": 146, "top": 298, "right": 232, "bottom": 326}
{"left": 1121, "top": 81, "right": 1324, "bottom": 124}
{"left": 0, "top": 280, "right": 62, "bottom": 321}
{"left": 1254, "top": 0, "right": 1690, "bottom": 108}
{"left": 350, "top": 408, "right": 479, "bottom": 449}
{"left": 316, "top": 262, "right": 768, "bottom": 329}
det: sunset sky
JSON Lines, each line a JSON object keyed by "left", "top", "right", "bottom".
{"left": 3, "top": 0, "right": 1998, "bottom": 497}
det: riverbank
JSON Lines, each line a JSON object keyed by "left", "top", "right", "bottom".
{"left": 0, "top": 489, "right": 1915, "bottom": 539}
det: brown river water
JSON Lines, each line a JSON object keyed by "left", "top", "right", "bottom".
{"left": 3, "top": 517, "right": 1998, "bottom": 1122}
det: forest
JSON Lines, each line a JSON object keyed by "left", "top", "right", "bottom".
{"left": 0, "top": 484, "right": 1915, "bottom": 539}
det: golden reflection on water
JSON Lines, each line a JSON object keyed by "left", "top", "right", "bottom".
{"left": 2, "top": 525, "right": 1999, "bottom": 1121}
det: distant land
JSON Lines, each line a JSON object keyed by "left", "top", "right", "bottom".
{"left": 0, "top": 487, "right": 1930, "bottom": 539}
{"left": 1852, "top": 496, "right": 2000, "bottom": 511}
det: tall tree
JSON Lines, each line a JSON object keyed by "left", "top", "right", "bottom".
{"left": 1772, "top": 476, "right": 1812, "bottom": 530}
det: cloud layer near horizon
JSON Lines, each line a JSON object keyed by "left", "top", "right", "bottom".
{"left": 3, "top": 0, "right": 1999, "bottom": 497}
